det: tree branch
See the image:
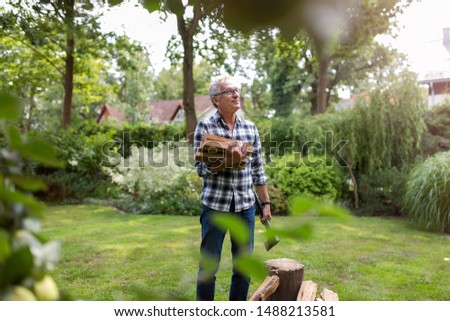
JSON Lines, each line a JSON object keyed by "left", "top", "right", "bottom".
{"left": 5, "top": 34, "right": 65, "bottom": 77}
{"left": 188, "top": 3, "right": 203, "bottom": 39}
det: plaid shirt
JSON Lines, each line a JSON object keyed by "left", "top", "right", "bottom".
{"left": 194, "top": 111, "right": 267, "bottom": 212}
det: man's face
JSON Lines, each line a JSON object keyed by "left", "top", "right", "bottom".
{"left": 214, "top": 81, "right": 241, "bottom": 113}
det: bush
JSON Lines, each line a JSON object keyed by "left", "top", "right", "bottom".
{"left": 421, "top": 104, "right": 450, "bottom": 156}
{"left": 112, "top": 123, "right": 184, "bottom": 159}
{"left": 27, "top": 123, "right": 117, "bottom": 201}
{"left": 266, "top": 153, "right": 347, "bottom": 202}
{"left": 424, "top": 103, "right": 450, "bottom": 139}
{"left": 403, "top": 151, "right": 450, "bottom": 232}
{"left": 266, "top": 179, "right": 288, "bottom": 216}
{"left": 257, "top": 115, "right": 331, "bottom": 159}
{"left": 357, "top": 167, "right": 410, "bottom": 216}
{"left": 25, "top": 121, "right": 185, "bottom": 202}
{"left": 106, "top": 142, "right": 201, "bottom": 215}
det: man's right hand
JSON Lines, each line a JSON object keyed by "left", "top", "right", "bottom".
{"left": 208, "top": 141, "right": 249, "bottom": 172}
{"left": 224, "top": 141, "right": 248, "bottom": 166}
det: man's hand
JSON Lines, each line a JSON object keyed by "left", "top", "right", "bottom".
{"left": 224, "top": 141, "right": 248, "bottom": 167}
{"left": 260, "top": 205, "right": 272, "bottom": 224}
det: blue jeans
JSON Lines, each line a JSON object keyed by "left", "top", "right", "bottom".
{"left": 196, "top": 203, "right": 255, "bottom": 301}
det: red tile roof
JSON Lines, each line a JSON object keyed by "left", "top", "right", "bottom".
{"left": 96, "top": 104, "right": 125, "bottom": 124}
{"left": 147, "top": 95, "right": 215, "bottom": 124}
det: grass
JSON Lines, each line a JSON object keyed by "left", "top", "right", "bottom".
{"left": 40, "top": 205, "right": 450, "bottom": 301}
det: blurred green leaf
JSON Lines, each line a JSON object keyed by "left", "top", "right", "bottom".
{"left": 1, "top": 246, "right": 33, "bottom": 286}
{"left": 0, "top": 92, "right": 23, "bottom": 121}
{"left": 166, "top": 0, "right": 184, "bottom": 15}
{"left": 16, "top": 139, "right": 63, "bottom": 167}
{"left": 289, "top": 196, "right": 350, "bottom": 219}
{"left": 7, "top": 175, "right": 48, "bottom": 192}
{"left": 6, "top": 126, "right": 22, "bottom": 148}
{"left": 275, "top": 223, "right": 313, "bottom": 240}
{"left": 289, "top": 197, "right": 317, "bottom": 215}
{"left": 0, "top": 189, "right": 45, "bottom": 216}
{"left": 0, "top": 230, "right": 11, "bottom": 264}
{"left": 211, "top": 212, "right": 249, "bottom": 244}
{"left": 143, "top": 0, "right": 161, "bottom": 13}
{"left": 317, "top": 203, "right": 350, "bottom": 220}
{"left": 234, "top": 256, "right": 267, "bottom": 282}
{"left": 108, "top": 0, "right": 123, "bottom": 6}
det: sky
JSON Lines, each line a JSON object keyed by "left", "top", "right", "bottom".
{"left": 389, "top": 0, "right": 450, "bottom": 77}
{"left": 97, "top": 0, "right": 450, "bottom": 78}
{"left": 1, "top": 0, "right": 449, "bottom": 78}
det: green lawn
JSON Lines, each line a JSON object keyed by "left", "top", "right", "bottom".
{"left": 40, "top": 205, "right": 450, "bottom": 301}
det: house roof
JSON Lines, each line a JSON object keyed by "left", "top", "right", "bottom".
{"left": 419, "top": 68, "right": 450, "bottom": 84}
{"left": 96, "top": 104, "right": 125, "bottom": 124}
{"left": 148, "top": 95, "right": 215, "bottom": 124}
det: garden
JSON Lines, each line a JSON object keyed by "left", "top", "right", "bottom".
{"left": 1, "top": 0, "right": 450, "bottom": 302}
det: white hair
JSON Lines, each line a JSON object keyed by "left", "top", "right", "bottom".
{"left": 209, "top": 75, "right": 240, "bottom": 108}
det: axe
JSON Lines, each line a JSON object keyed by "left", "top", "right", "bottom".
{"left": 254, "top": 190, "right": 280, "bottom": 251}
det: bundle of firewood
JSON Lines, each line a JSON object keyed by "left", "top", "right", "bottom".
{"left": 195, "top": 134, "right": 253, "bottom": 169}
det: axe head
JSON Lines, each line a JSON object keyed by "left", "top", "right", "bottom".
{"left": 263, "top": 220, "right": 280, "bottom": 251}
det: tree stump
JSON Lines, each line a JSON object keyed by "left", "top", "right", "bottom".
{"left": 265, "top": 258, "right": 304, "bottom": 301}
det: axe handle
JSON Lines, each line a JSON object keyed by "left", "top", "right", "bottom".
{"left": 253, "top": 189, "right": 265, "bottom": 218}
{"left": 253, "top": 189, "right": 280, "bottom": 251}
{"left": 253, "top": 190, "right": 272, "bottom": 227}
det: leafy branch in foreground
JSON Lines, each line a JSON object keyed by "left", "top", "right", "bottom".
{"left": 211, "top": 197, "right": 350, "bottom": 283}
{"left": 0, "top": 92, "right": 63, "bottom": 301}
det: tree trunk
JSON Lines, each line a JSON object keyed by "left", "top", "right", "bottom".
{"left": 62, "top": 0, "right": 74, "bottom": 129}
{"left": 345, "top": 148, "right": 359, "bottom": 210}
{"left": 315, "top": 56, "right": 330, "bottom": 115}
{"left": 305, "top": 57, "right": 318, "bottom": 115}
{"left": 26, "top": 92, "right": 36, "bottom": 132}
{"left": 182, "top": 36, "right": 197, "bottom": 144}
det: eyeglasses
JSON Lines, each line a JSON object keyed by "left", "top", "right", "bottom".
{"left": 213, "top": 87, "right": 241, "bottom": 96}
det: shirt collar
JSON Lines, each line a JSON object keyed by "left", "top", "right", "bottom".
{"left": 213, "top": 111, "right": 242, "bottom": 125}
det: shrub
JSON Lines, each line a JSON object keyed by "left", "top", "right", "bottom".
{"left": 403, "top": 151, "right": 450, "bottom": 232}
{"left": 266, "top": 179, "right": 288, "bottom": 216}
{"left": 424, "top": 103, "right": 450, "bottom": 139}
{"left": 27, "top": 123, "right": 117, "bottom": 201}
{"left": 106, "top": 142, "right": 201, "bottom": 215}
{"left": 357, "top": 167, "right": 410, "bottom": 216}
{"left": 112, "top": 123, "right": 184, "bottom": 158}
{"left": 257, "top": 115, "right": 326, "bottom": 158}
{"left": 266, "top": 153, "right": 347, "bottom": 202}
{"left": 421, "top": 104, "right": 450, "bottom": 156}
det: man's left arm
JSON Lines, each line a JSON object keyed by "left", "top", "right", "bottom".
{"left": 255, "top": 184, "right": 272, "bottom": 223}
{"left": 251, "top": 125, "right": 272, "bottom": 223}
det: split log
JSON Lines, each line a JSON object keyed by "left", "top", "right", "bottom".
{"left": 195, "top": 134, "right": 252, "bottom": 169}
{"left": 297, "top": 280, "right": 318, "bottom": 301}
{"left": 250, "top": 275, "right": 280, "bottom": 301}
{"left": 320, "top": 288, "right": 339, "bottom": 301}
{"left": 200, "top": 134, "right": 253, "bottom": 153}
{"left": 265, "top": 258, "right": 304, "bottom": 301}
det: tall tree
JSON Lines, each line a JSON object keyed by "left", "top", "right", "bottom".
{"left": 219, "top": 0, "right": 410, "bottom": 114}
{"left": 307, "top": 0, "right": 409, "bottom": 114}
{"left": 140, "top": 0, "right": 221, "bottom": 143}
{"left": 4, "top": 0, "right": 106, "bottom": 128}
{"left": 0, "top": 12, "right": 58, "bottom": 130}
{"left": 153, "top": 60, "right": 214, "bottom": 101}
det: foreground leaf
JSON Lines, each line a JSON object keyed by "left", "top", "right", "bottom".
{"left": 211, "top": 212, "right": 250, "bottom": 245}
{"left": 234, "top": 256, "right": 267, "bottom": 282}
{"left": 0, "top": 92, "right": 23, "bottom": 121}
